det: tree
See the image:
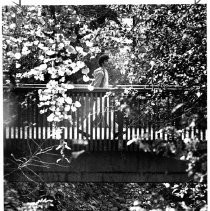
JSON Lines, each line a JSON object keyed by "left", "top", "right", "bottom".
{"left": 3, "top": 4, "right": 207, "bottom": 208}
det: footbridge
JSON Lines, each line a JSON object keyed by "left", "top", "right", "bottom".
{"left": 4, "top": 84, "right": 206, "bottom": 183}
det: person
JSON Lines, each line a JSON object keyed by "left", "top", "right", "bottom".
{"left": 91, "top": 54, "right": 109, "bottom": 88}
{"left": 78, "top": 54, "right": 111, "bottom": 138}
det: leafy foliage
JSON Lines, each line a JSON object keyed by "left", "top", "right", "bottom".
{"left": 3, "top": 4, "right": 207, "bottom": 208}
{"left": 4, "top": 182, "right": 207, "bottom": 211}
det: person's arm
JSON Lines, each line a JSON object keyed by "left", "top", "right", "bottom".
{"left": 93, "top": 70, "right": 104, "bottom": 87}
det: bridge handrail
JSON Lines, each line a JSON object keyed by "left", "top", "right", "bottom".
{"left": 3, "top": 83, "right": 188, "bottom": 91}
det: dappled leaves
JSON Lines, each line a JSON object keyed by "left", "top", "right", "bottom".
{"left": 3, "top": 5, "right": 207, "bottom": 207}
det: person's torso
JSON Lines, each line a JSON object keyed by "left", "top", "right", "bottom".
{"left": 103, "top": 68, "right": 109, "bottom": 87}
{"left": 93, "top": 67, "right": 109, "bottom": 87}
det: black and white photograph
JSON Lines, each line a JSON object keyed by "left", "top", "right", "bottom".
{"left": 2, "top": 0, "right": 207, "bottom": 210}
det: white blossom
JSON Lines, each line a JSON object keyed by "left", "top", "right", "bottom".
{"left": 64, "top": 105, "right": 71, "bottom": 112}
{"left": 75, "top": 101, "right": 81, "bottom": 108}
{"left": 9, "top": 23, "right": 16, "bottom": 29}
{"left": 47, "top": 113, "right": 54, "bottom": 122}
{"left": 87, "top": 84, "right": 94, "bottom": 91}
{"left": 16, "top": 63, "right": 21, "bottom": 68}
{"left": 14, "top": 52, "right": 21, "bottom": 59}
{"left": 65, "top": 97, "right": 72, "bottom": 104}
{"left": 71, "top": 106, "right": 77, "bottom": 112}
{"left": 83, "top": 75, "right": 90, "bottom": 82}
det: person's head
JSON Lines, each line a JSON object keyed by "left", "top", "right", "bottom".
{"left": 98, "top": 54, "right": 109, "bottom": 67}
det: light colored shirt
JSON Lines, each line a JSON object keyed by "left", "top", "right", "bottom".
{"left": 92, "top": 67, "right": 109, "bottom": 87}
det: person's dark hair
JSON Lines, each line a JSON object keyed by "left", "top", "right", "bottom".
{"left": 98, "top": 54, "right": 109, "bottom": 67}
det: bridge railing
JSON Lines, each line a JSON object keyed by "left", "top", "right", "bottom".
{"left": 3, "top": 84, "right": 207, "bottom": 154}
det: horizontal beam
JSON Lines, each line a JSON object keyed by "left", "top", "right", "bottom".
{"left": 4, "top": 171, "right": 189, "bottom": 183}
{"left": 3, "top": 84, "right": 187, "bottom": 91}
{"left": 4, "top": 151, "right": 189, "bottom": 183}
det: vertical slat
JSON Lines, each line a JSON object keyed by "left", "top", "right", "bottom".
{"left": 203, "top": 128, "right": 206, "bottom": 140}
{"left": 38, "top": 101, "right": 43, "bottom": 141}
{"left": 80, "top": 92, "right": 84, "bottom": 140}
{"left": 76, "top": 93, "right": 80, "bottom": 141}
{"left": 95, "top": 93, "right": 98, "bottom": 143}
{"left": 67, "top": 118, "right": 70, "bottom": 141}
{"left": 110, "top": 96, "right": 115, "bottom": 151}
{"left": 33, "top": 97, "right": 37, "bottom": 140}
{"left": 117, "top": 110, "right": 124, "bottom": 151}
{"left": 3, "top": 96, "right": 6, "bottom": 143}
{"left": 113, "top": 100, "right": 116, "bottom": 151}
{"left": 10, "top": 104, "right": 13, "bottom": 139}
{"left": 133, "top": 112, "right": 138, "bottom": 152}
{"left": 148, "top": 119, "right": 152, "bottom": 142}
{"left": 66, "top": 92, "right": 71, "bottom": 140}
{"left": 124, "top": 120, "right": 128, "bottom": 152}
{"left": 71, "top": 93, "right": 75, "bottom": 140}
{"left": 130, "top": 120, "right": 133, "bottom": 149}
{"left": 133, "top": 131, "right": 137, "bottom": 152}
{"left": 153, "top": 101, "right": 157, "bottom": 141}
{"left": 125, "top": 117, "right": 129, "bottom": 144}
{"left": 21, "top": 103, "right": 25, "bottom": 140}
{"left": 29, "top": 98, "right": 32, "bottom": 140}
{"left": 8, "top": 101, "right": 12, "bottom": 140}
{"left": 99, "top": 93, "right": 103, "bottom": 149}
{"left": 85, "top": 93, "right": 90, "bottom": 151}
{"left": 199, "top": 129, "right": 202, "bottom": 141}
{"left": 132, "top": 125, "right": 135, "bottom": 151}
{"left": 4, "top": 96, "right": 11, "bottom": 151}
{"left": 90, "top": 92, "right": 94, "bottom": 151}
{"left": 40, "top": 102, "right": 44, "bottom": 142}
{"left": 104, "top": 96, "right": 107, "bottom": 151}
{"left": 31, "top": 96, "right": 37, "bottom": 152}
{"left": 166, "top": 94, "right": 170, "bottom": 141}
{"left": 134, "top": 100, "right": 140, "bottom": 152}
{"left": 198, "top": 128, "right": 201, "bottom": 140}
{"left": 113, "top": 103, "right": 116, "bottom": 146}
{"left": 184, "top": 128, "right": 187, "bottom": 140}
{"left": 86, "top": 93, "right": 90, "bottom": 141}
{"left": 39, "top": 105, "right": 45, "bottom": 148}
{"left": 3, "top": 126, "right": 7, "bottom": 151}
{"left": 188, "top": 127, "right": 192, "bottom": 139}
{"left": 3, "top": 99, "right": 6, "bottom": 139}
{"left": 35, "top": 95, "right": 39, "bottom": 141}
{"left": 12, "top": 102, "right": 16, "bottom": 139}
{"left": 96, "top": 93, "right": 100, "bottom": 151}
{"left": 61, "top": 115, "right": 65, "bottom": 141}
{"left": 31, "top": 98, "right": 35, "bottom": 140}
{"left": 9, "top": 102, "right": 12, "bottom": 139}
{"left": 101, "top": 92, "right": 104, "bottom": 151}
{"left": 108, "top": 96, "right": 112, "bottom": 145}
{"left": 21, "top": 98, "right": 27, "bottom": 151}
{"left": 17, "top": 102, "right": 21, "bottom": 140}
{"left": 190, "top": 126, "right": 194, "bottom": 139}
{"left": 66, "top": 92, "right": 72, "bottom": 147}
{"left": 75, "top": 93, "right": 80, "bottom": 151}
{"left": 27, "top": 99, "right": 31, "bottom": 140}
{"left": 136, "top": 124, "right": 141, "bottom": 152}
{"left": 44, "top": 112, "right": 48, "bottom": 140}
{"left": 136, "top": 112, "right": 140, "bottom": 153}
{"left": 104, "top": 96, "right": 107, "bottom": 141}
{"left": 92, "top": 95, "right": 96, "bottom": 151}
